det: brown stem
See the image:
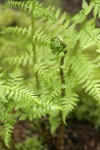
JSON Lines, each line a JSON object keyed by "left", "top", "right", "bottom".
{"left": 56, "top": 51, "right": 66, "bottom": 150}
{"left": 56, "top": 123, "right": 65, "bottom": 150}
{"left": 60, "top": 52, "right": 66, "bottom": 97}
{"left": 32, "top": 52, "right": 67, "bottom": 150}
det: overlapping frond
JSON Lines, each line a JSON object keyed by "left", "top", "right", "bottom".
{"left": 6, "top": 0, "right": 70, "bottom": 37}
{"left": 71, "top": 54, "right": 100, "bottom": 101}
{"left": 3, "top": 85, "right": 40, "bottom": 105}
{"left": 33, "top": 27, "right": 50, "bottom": 46}
{"left": 93, "top": 0, "right": 100, "bottom": 18}
{"left": 49, "top": 112, "right": 60, "bottom": 135}
{"left": 34, "top": 62, "right": 59, "bottom": 83}
{"left": 72, "top": 0, "right": 100, "bottom": 24}
{"left": 4, "top": 26, "right": 29, "bottom": 36}
{"left": 0, "top": 106, "right": 14, "bottom": 148}
{"left": 61, "top": 92, "right": 79, "bottom": 123}
{"left": 93, "top": 53, "right": 100, "bottom": 68}
{"left": 6, "top": 0, "right": 56, "bottom": 21}
{"left": 4, "top": 26, "right": 50, "bottom": 47}
{"left": 6, "top": 68, "right": 23, "bottom": 86}
{"left": 4, "top": 51, "right": 33, "bottom": 66}
{"left": 4, "top": 122, "right": 14, "bottom": 148}
{"left": 78, "top": 19, "right": 100, "bottom": 50}
{"left": 6, "top": 0, "right": 31, "bottom": 13}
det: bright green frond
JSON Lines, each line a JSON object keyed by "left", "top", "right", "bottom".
{"left": 4, "top": 51, "right": 33, "bottom": 66}
{"left": 4, "top": 27, "right": 50, "bottom": 47}
{"left": 61, "top": 92, "right": 79, "bottom": 124}
{"left": 71, "top": 54, "right": 100, "bottom": 101}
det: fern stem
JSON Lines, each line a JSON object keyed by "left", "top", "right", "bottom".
{"left": 60, "top": 52, "right": 66, "bottom": 97}
{"left": 57, "top": 51, "right": 66, "bottom": 150}
{"left": 32, "top": 0, "right": 40, "bottom": 90}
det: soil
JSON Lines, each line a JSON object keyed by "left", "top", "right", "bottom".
{"left": 13, "top": 120, "right": 100, "bottom": 150}
{"left": 65, "top": 121, "right": 100, "bottom": 150}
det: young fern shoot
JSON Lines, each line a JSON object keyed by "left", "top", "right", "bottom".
{"left": 0, "top": 0, "right": 100, "bottom": 149}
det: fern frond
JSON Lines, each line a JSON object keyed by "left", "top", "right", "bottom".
{"left": 83, "top": 28, "right": 100, "bottom": 49}
{"left": 4, "top": 123, "right": 14, "bottom": 148}
{"left": 6, "top": 68, "right": 23, "bottom": 87}
{"left": 34, "top": 27, "right": 50, "bottom": 46}
{"left": 83, "top": 19, "right": 100, "bottom": 48}
{"left": 0, "top": 73, "right": 7, "bottom": 102}
{"left": 61, "top": 92, "right": 79, "bottom": 124}
{"left": 34, "top": 2, "right": 56, "bottom": 21}
{"left": 44, "top": 11, "right": 70, "bottom": 38}
{"left": 6, "top": 0, "right": 31, "bottom": 13}
{"left": 44, "top": 69, "right": 59, "bottom": 83}
{"left": 4, "top": 51, "right": 33, "bottom": 66}
{"left": 72, "top": 0, "right": 94, "bottom": 24}
{"left": 45, "top": 102, "right": 61, "bottom": 112}
{"left": 49, "top": 112, "right": 60, "bottom": 135}
{"left": 93, "top": 54, "right": 100, "bottom": 68}
{"left": 71, "top": 54, "right": 100, "bottom": 101}
{"left": 35, "top": 62, "right": 59, "bottom": 83}
{"left": 41, "top": 93, "right": 61, "bottom": 112}
{"left": 72, "top": 0, "right": 100, "bottom": 24}
{"left": 6, "top": 0, "right": 56, "bottom": 21}
{"left": 78, "top": 19, "right": 100, "bottom": 50}
{"left": 3, "top": 85, "right": 40, "bottom": 105}
{"left": 47, "top": 89, "right": 61, "bottom": 102}
{"left": 0, "top": 106, "right": 14, "bottom": 148}
{"left": 4, "top": 27, "right": 50, "bottom": 47}
{"left": 4, "top": 26, "right": 29, "bottom": 36}
{"left": 19, "top": 101, "right": 61, "bottom": 120}
{"left": 93, "top": 0, "right": 100, "bottom": 18}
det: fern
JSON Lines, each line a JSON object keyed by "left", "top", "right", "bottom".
{"left": 72, "top": 0, "right": 100, "bottom": 24}
{"left": 4, "top": 51, "right": 33, "bottom": 66}
{"left": 71, "top": 54, "right": 100, "bottom": 101}
{"left": 94, "top": 54, "right": 100, "bottom": 68}
{"left": 6, "top": 0, "right": 56, "bottom": 21}
{"left": 0, "top": 0, "right": 100, "bottom": 149}
{"left": 61, "top": 92, "right": 79, "bottom": 124}
{"left": 4, "top": 26, "right": 50, "bottom": 47}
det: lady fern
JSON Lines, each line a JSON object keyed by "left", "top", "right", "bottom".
{"left": 0, "top": 0, "right": 100, "bottom": 149}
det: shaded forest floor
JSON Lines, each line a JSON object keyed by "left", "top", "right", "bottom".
{"left": 14, "top": 120, "right": 100, "bottom": 150}
{"left": 65, "top": 121, "right": 100, "bottom": 150}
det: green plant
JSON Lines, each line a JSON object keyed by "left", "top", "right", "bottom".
{"left": 0, "top": 0, "right": 100, "bottom": 149}
{"left": 15, "top": 137, "right": 44, "bottom": 150}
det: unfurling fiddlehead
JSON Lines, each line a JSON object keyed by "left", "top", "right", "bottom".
{"left": 50, "top": 36, "right": 67, "bottom": 55}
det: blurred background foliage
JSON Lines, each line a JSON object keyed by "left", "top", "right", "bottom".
{"left": 0, "top": 0, "right": 100, "bottom": 149}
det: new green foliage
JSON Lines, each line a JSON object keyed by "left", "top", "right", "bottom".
{"left": 0, "top": 0, "right": 100, "bottom": 149}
